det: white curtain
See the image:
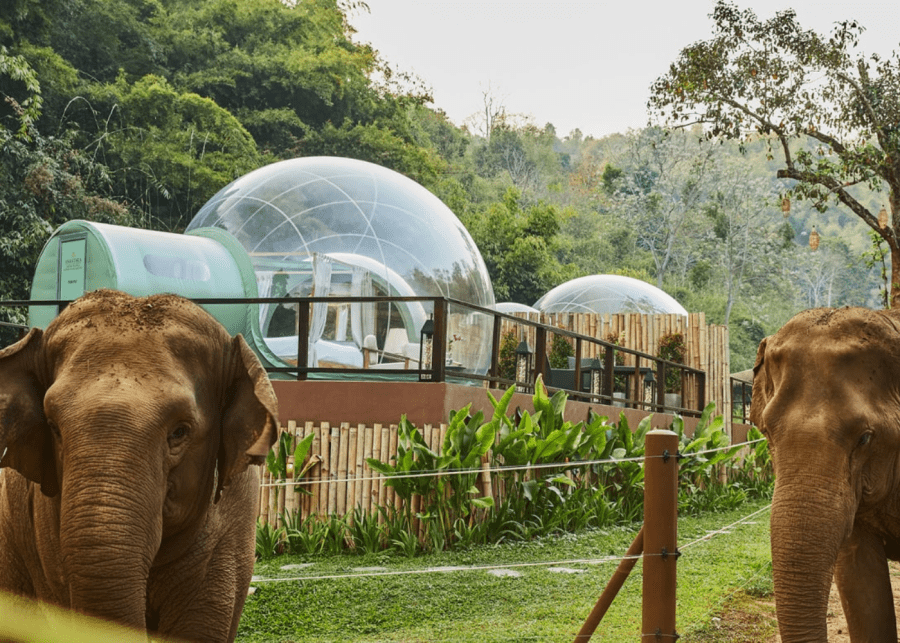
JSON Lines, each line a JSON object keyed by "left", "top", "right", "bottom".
{"left": 256, "top": 272, "right": 274, "bottom": 333}
{"left": 308, "top": 255, "right": 332, "bottom": 367}
{"left": 349, "top": 266, "right": 375, "bottom": 348}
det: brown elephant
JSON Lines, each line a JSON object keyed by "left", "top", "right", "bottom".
{"left": 751, "top": 306, "right": 900, "bottom": 642}
{"left": 0, "top": 289, "right": 278, "bottom": 642}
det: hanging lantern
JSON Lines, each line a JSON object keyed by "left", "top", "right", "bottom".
{"left": 418, "top": 317, "right": 434, "bottom": 381}
{"left": 515, "top": 340, "right": 533, "bottom": 393}
{"left": 879, "top": 205, "right": 889, "bottom": 229}
{"left": 588, "top": 357, "right": 602, "bottom": 397}
{"left": 781, "top": 196, "right": 791, "bottom": 217}
{"left": 643, "top": 369, "right": 657, "bottom": 411}
{"left": 809, "top": 226, "right": 820, "bottom": 251}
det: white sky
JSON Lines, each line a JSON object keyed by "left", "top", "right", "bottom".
{"left": 350, "top": 0, "right": 899, "bottom": 139}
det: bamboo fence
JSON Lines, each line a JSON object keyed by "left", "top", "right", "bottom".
{"left": 259, "top": 420, "right": 456, "bottom": 528}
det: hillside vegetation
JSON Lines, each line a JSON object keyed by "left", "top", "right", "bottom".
{"left": 0, "top": 0, "right": 889, "bottom": 367}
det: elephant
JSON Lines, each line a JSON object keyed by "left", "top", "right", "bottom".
{"left": 751, "top": 306, "right": 900, "bottom": 642}
{"left": 0, "top": 289, "right": 278, "bottom": 642}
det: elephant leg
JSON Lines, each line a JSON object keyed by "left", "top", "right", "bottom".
{"left": 834, "top": 526, "right": 897, "bottom": 643}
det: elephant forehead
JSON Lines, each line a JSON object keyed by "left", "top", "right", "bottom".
{"left": 768, "top": 337, "right": 893, "bottom": 400}
{"left": 762, "top": 326, "right": 900, "bottom": 432}
{"left": 48, "top": 316, "right": 224, "bottom": 374}
{"left": 45, "top": 368, "right": 200, "bottom": 425}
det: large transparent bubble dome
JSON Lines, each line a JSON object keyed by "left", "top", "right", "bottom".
{"left": 534, "top": 275, "right": 688, "bottom": 316}
{"left": 187, "top": 156, "right": 496, "bottom": 373}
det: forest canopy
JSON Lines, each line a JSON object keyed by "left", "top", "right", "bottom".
{"left": 0, "top": 0, "right": 890, "bottom": 368}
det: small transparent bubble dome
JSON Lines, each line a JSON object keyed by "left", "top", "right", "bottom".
{"left": 187, "top": 156, "right": 495, "bottom": 374}
{"left": 534, "top": 275, "right": 688, "bottom": 316}
{"left": 494, "top": 302, "right": 540, "bottom": 315}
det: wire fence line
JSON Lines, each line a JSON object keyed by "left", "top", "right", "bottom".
{"left": 257, "top": 438, "right": 767, "bottom": 489}
{"left": 679, "top": 503, "right": 772, "bottom": 552}
{"left": 251, "top": 502, "right": 772, "bottom": 585}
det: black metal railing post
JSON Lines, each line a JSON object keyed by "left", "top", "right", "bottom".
{"left": 534, "top": 325, "right": 548, "bottom": 388}
{"left": 489, "top": 314, "right": 502, "bottom": 388}
{"left": 431, "top": 298, "right": 447, "bottom": 383}
{"left": 656, "top": 360, "right": 667, "bottom": 411}
{"left": 296, "top": 300, "right": 310, "bottom": 381}
{"left": 603, "top": 344, "right": 615, "bottom": 403}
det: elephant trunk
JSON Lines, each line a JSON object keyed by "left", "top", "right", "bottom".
{"left": 770, "top": 474, "right": 855, "bottom": 643}
{"left": 58, "top": 447, "right": 164, "bottom": 629}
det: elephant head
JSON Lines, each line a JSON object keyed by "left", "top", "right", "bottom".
{"left": 0, "top": 289, "right": 277, "bottom": 632}
{"left": 752, "top": 307, "right": 900, "bottom": 642}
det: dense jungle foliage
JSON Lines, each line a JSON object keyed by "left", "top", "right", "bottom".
{"left": 0, "top": 0, "right": 892, "bottom": 369}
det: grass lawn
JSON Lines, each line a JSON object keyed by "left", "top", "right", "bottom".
{"left": 237, "top": 499, "right": 773, "bottom": 642}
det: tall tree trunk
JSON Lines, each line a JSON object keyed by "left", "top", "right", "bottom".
{"left": 890, "top": 244, "right": 900, "bottom": 309}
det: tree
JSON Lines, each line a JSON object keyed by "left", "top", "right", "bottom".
{"left": 462, "top": 188, "right": 576, "bottom": 304}
{"left": 74, "top": 74, "right": 260, "bottom": 231}
{"left": 700, "top": 159, "right": 787, "bottom": 324}
{"left": 649, "top": 1, "right": 900, "bottom": 306}
{"left": 604, "top": 128, "right": 714, "bottom": 288}
{"left": 0, "top": 48, "right": 132, "bottom": 340}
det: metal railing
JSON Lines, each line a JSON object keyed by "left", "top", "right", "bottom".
{"left": 3, "top": 296, "right": 708, "bottom": 416}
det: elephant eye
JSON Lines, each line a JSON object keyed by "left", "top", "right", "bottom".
{"left": 858, "top": 432, "right": 873, "bottom": 447}
{"left": 48, "top": 420, "right": 61, "bottom": 439}
{"left": 169, "top": 424, "right": 189, "bottom": 443}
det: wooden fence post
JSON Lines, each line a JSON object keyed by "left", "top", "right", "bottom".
{"left": 641, "top": 429, "right": 679, "bottom": 641}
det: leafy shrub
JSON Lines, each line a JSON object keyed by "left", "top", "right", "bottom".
{"left": 263, "top": 380, "right": 773, "bottom": 557}
{"left": 548, "top": 333, "right": 574, "bottom": 369}
{"left": 497, "top": 330, "right": 519, "bottom": 382}
{"left": 255, "top": 520, "right": 285, "bottom": 559}
{"left": 658, "top": 332, "right": 687, "bottom": 393}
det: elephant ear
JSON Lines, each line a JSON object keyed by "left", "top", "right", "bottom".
{"left": 216, "top": 334, "right": 279, "bottom": 502}
{"left": 749, "top": 337, "right": 770, "bottom": 432}
{"left": 0, "top": 328, "right": 59, "bottom": 497}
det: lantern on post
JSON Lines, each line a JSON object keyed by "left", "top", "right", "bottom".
{"left": 879, "top": 205, "right": 889, "bottom": 229}
{"left": 418, "top": 316, "right": 434, "bottom": 381}
{"left": 809, "top": 226, "right": 820, "bottom": 251}
{"left": 588, "top": 357, "right": 602, "bottom": 398}
{"left": 781, "top": 196, "right": 791, "bottom": 217}
{"left": 643, "top": 368, "right": 657, "bottom": 411}
{"left": 515, "top": 340, "right": 533, "bottom": 393}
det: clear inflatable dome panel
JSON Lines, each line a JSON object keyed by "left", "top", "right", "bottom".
{"left": 495, "top": 302, "right": 540, "bottom": 314}
{"left": 534, "top": 275, "right": 688, "bottom": 316}
{"left": 187, "top": 157, "right": 495, "bottom": 374}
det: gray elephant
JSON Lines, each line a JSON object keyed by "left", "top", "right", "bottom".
{"left": 752, "top": 306, "right": 900, "bottom": 642}
{"left": 0, "top": 289, "right": 278, "bottom": 642}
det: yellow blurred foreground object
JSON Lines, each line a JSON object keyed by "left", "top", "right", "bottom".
{"left": 0, "top": 590, "right": 183, "bottom": 643}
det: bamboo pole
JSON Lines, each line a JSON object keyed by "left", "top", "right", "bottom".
{"left": 371, "top": 424, "right": 382, "bottom": 517}
{"left": 574, "top": 527, "right": 644, "bottom": 642}
{"left": 319, "top": 422, "right": 330, "bottom": 518}
{"left": 337, "top": 423, "right": 351, "bottom": 517}
{"left": 388, "top": 424, "right": 399, "bottom": 510}
{"left": 355, "top": 423, "right": 366, "bottom": 513}
{"left": 376, "top": 424, "right": 388, "bottom": 518}
{"left": 268, "top": 467, "right": 278, "bottom": 529}
{"left": 285, "top": 420, "right": 297, "bottom": 519}
{"left": 304, "top": 421, "right": 316, "bottom": 521}
{"left": 362, "top": 424, "right": 374, "bottom": 516}
{"left": 260, "top": 470, "right": 270, "bottom": 526}
{"left": 347, "top": 423, "right": 358, "bottom": 519}
{"left": 327, "top": 423, "right": 339, "bottom": 516}
{"left": 259, "top": 467, "right": 269, "bottom": 526}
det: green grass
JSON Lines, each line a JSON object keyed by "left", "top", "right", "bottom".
{"left": 237, "top": 499, "right": 773, "bottom": 642}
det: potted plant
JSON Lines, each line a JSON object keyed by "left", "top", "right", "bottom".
{"left": 657, "top": 332, "right": 686, "bottom": 409}
{"left": 605, "top": 332, "right": 627, "bottom": 405}
{"left": 497, "top": 330, "right": 519, "bottom": 382}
